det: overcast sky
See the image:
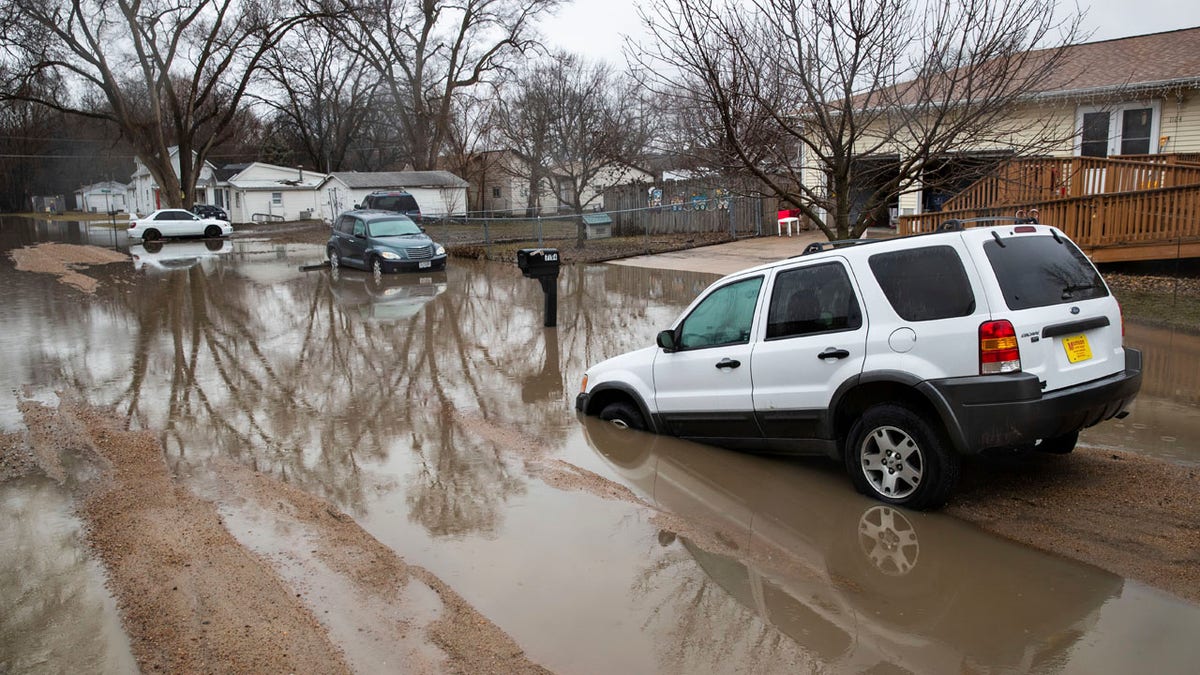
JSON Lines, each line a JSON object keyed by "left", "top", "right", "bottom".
{"left": 542, "top": 0, "right": 1200, "bottom": 66}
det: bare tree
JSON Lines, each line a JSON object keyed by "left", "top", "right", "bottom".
{"left": 633, "top": 0, "right": 1086, "bottom": 240}
{"left": 0, "top": 0, "right": 319, "bottom": 208}
{"left": 491, "top": 63, "right": 555, "bottom": 216}
{"left": 254, "top": 21, "right": 380, "bottom": 173}
{"left": 440, "top": 91, "right": 501, "bottom": 213}
{"left": 333, "top": 0, "right": 559, "bottom": 172}
{"left": 495, "top": 53, "right": 655, "bottom": 244}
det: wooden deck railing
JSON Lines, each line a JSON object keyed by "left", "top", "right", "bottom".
{"left": 1113, "top": 153, "right": 1200, "bottom": 166}
{"left": 899, "top": 183, "right": 1200, "bottom": 262}
{"left": 942, "top": 156, "right": 1200, "bottom": 212}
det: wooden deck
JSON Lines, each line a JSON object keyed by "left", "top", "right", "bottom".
{"left": 901, "top": 155, "right": 1200, "bottom": 262}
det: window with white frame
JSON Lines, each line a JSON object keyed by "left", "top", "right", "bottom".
{"left": 1075, "top": 101, "right": 1161, "bottom": 157}
{"left": 271, "top": 192, "right": 283, "bottom": 206}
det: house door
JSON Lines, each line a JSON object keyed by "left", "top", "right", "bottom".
{"left": 1078, "top": 103, "right": 1159, "bottom": 157}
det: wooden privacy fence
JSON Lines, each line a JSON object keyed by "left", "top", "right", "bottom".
{"left": 602, "top": 179, "right": 770, "bottom": 235}
{"left": 944, "top": 156, "right": 1200, "bottom": 212}
{"left": 899, "top": 183, "right": 1200, "bottom": 262}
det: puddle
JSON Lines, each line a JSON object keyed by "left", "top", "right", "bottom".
{"left": 0, "top": 477, "right": 136, "bottom": 674}
{"left": 2, "top": 215, "right": 1198, "bottom": 672}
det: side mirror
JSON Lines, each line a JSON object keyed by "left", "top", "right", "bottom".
{"left": 354, "top": 232, "right": 366, "bottom": 239}
{"left": 656, "top": 329, "right": 677, "bottom": 352}
{"left": 354, "top": 204, "right": 362, "bottom": 209}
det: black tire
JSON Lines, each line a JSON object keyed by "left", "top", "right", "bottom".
{"left": 203, "top": 224, "right": 221, "bottom": 238}
{"left": 142, "top": 228, "right": 161, "bottom": 242}
{"left": 1035, "top": 431, "right": 1078, "bottom": 454}
{"left": 327, "top": 247, "right": 340, "bottom": 269}
{"left": 844, "top": 404, "right": 959, "bottom": 510}
{"left": 599, "top": 401, "right": 646, "bottom": 431}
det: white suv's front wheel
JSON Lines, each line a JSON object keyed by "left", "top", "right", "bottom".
{"left": 845, "top": 405, "right": 959, "bottom": 510}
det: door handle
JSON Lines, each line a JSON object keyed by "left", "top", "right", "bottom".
{"left": 818, "top": 348, "right": 850, "bottom": 360}
{"left": 716, "top": 358, "right": 741, "bottom": 369}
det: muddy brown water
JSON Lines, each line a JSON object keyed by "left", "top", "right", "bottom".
{"left": 2, "top": 217, "right": 1199, "bottom": 673}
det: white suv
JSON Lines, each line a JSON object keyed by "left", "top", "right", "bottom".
{"left": 575, "top": 222, "right": 1142, "bottom": 509}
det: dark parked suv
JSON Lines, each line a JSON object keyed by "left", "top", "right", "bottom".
{"left": 192, "top": 204, "right": 229, "bottom": 221}
{"left": 327, "top": 210, "right": 447, "bottom": 274}
{"left": 357, "top": 190, "right": 422, "bottom": 224}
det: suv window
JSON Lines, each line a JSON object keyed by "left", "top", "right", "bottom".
{"left": 869, "top": 246, "right": 975, "bottom": 321}
{"left": 678, "top": 276, "right": 763, "bottom": 350}
{"left": 984, "top": 235, "right": 1109, "bottom": 310}
{"left": 352, "top": 219, "right": 365, "bottom": 237}
{"left": 766, "top": 263, "right": 862, "bottom": 339}
{"left": 368, "top": 194, "right": 419, "bottom": 212}
{"left": 335, "top": 216, "right": 353, "bottom": 234}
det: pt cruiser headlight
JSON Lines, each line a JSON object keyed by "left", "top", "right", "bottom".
{"left": 435, "top": 244, "right": 446, "bottom": 256}
{"left": 379, "top": 251, "right": 400, "bottom": 260}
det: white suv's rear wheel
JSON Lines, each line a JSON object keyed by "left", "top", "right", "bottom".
{"left": 845, "top": 405, "right": 958, "bottom": 510}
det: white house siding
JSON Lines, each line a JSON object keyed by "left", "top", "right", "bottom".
{"left": 319, "top": 177, "right": 468, "bottom": 221}
{"left": 224, "top": 163, "right": 327, "bottom": 223}
{"left": 75, "top": 183, "right": 128, "bottom": 212}
{"left": 576, "top": 165, "right": 655, "bottom": 210}
{"left": 230, "top": 188, "right": 325, "bottom": 223}
{"left": 127, "top": 150, "right": 216, "bottom": 216}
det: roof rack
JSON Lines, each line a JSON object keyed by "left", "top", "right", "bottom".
{"left": 796, "top": 238, "right": 884, "bottom": 257}
{"left": 939, "top": 215, "right": 1039, "bottom": 229}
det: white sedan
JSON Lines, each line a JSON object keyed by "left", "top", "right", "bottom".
{"left": 127, "top": 209, "right": 233, "bottom": 242}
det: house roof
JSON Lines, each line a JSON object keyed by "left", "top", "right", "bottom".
{"left": 325, "top": 171, "right": 468, "bottom": 189}
{"left": 76, "top": 181, "right": 128, "bottom": 194}
{"left": 880, "top": 26, "right": 1200, "bottom": 108}
{"left": 214, "top": 163, "right": 251, "bottom": 182}
{"left": 1033, "top": 26, "right": 1200, "bottom": 96}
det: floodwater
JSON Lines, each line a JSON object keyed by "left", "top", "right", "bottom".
{"left": 2, "top": 216, "right": 1199, "bottom": 673}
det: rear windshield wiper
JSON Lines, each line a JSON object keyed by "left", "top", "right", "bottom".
{"left": 1061, "top": 282, "right": 1097, "bottom": 299}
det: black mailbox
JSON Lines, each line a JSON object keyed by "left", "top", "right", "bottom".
{"left": 516, "top": 248, "right": 560, "bottom": 327}
{"left": 517, "top": 248, "right": 561, "bottom": 278}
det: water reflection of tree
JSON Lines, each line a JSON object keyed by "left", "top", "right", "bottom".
{"left": 0, "top": 479, "right": 136, "bottom": 673}
{"left": 7, "top": 250, "right": 713, "bottom": 538}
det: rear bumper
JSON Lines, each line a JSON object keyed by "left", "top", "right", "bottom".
{"left": 921, "top": 348, "right": 1142, "bottom": 453}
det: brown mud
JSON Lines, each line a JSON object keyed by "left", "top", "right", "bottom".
{"left": 8, "top": 243, "right": 127, "bottom": 293}
{"left": 9, "top": 399, "right": 549, "bottom": 675}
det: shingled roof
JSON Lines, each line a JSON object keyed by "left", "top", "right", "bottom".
{"left": 1034, "top": 26, "right": 1200, "bottom": 96}
{"left": 879, "top": 26, "right": 1200, "bottom": 107}
{"left": 325, "top": 171, "right": 468, "bottom": 189}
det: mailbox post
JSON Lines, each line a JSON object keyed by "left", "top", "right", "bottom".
{"left": 516, "top": 248, "right": 560, "bottom": 327}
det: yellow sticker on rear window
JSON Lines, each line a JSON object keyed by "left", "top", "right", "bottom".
{"left": 1063, "top": 334, "right": 1092, "bottom": 363}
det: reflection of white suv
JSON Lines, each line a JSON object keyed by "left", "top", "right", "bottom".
{"left": 576, "top": 222, "right": 1143, "bottom": 509}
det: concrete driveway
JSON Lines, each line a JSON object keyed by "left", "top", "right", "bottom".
{"left": 609, "top": 231, "right": 828, "bottom": 276}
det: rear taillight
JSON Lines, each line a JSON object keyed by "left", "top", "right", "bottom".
{"left": 980, "top": 320, "right": 1021, "bottom": 374}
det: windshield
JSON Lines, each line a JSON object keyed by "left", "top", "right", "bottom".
{"left": 367, "top": 218, "right": 421, "bottom": 237}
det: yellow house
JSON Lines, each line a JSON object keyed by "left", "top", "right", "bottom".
{"left": 893, "top": 26, "right": 1200, "bottom": 219}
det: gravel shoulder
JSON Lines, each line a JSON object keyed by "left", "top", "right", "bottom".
{"left": 950, "top": 445, "right": 1200, "bottom": 604}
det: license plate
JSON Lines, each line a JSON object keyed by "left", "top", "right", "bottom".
{"left": 1062, "top": 334, "right": 1092, "bottom": 363}
{"left": 418, "top": 261, "right": 431, "bottom": 269}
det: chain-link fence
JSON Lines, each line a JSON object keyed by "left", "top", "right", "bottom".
{"left": 418, "top": 194, "right": 770, "bottom": 252}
